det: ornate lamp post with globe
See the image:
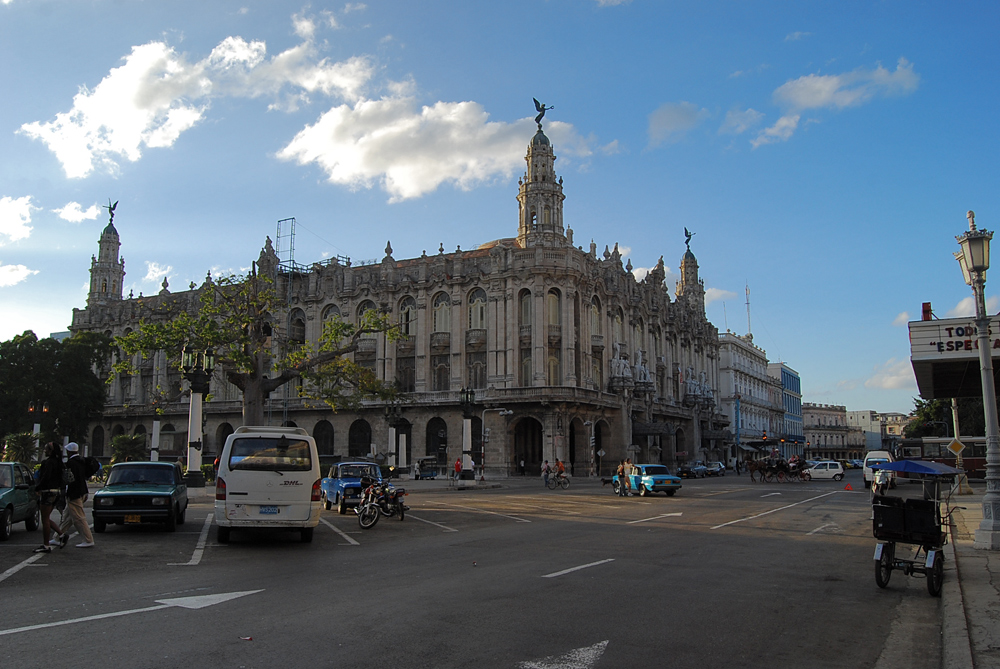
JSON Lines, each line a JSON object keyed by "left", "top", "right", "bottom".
{"left": 954, "top": 210, "right": 1000, "bottom": 549}
{"left": 181, "top": 345, "right": 215, "bottom": 488}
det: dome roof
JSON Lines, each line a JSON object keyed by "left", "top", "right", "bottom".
{"left": 102, "top": 221, "right": 119, "bottom": 237}
{"left": 683, "top": 249, "right": 697, "bottom": 262}
{"left": 531, "top": 129, "right": 550, "bottom": 147}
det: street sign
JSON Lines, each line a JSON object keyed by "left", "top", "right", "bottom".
{"left": 597, "top": 449, "right": 605, "bottom": 457}
{"left": 947, "top": 439, "right": 966, "bottom": 455}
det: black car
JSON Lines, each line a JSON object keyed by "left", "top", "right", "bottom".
{"left": 677, "top": 461, "right": 708, "bottom": 478}
{"left": 92, "top": 462, "right": 188, "bottom": 532}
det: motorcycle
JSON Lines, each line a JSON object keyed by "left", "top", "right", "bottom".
{"left": 355, "top": 477, "right": 409, "bottom": 529}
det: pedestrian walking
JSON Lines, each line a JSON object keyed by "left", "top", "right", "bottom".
{"left": 519, "top": 459, "right": 525, "bottom": 476}
{"left": 735, "top": 459, "right": 742, "bottom": 476}
{"left": 616, "top": 460, "right": 626, "bottom": 496}
{"left": 542, "top": 460, "right": 550, "bottom": 486}
{"left": 454, "top": 458, "right": 461, "bottom": 481}
{"left": 32, "top": 442, "right": 64, "bottom": 553}
{"left": 56, "top": 442, "right": 94, "bottom": 548}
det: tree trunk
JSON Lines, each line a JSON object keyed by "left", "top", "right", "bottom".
{"left": 242, "top": 375, "right": 266, "bottom": 426}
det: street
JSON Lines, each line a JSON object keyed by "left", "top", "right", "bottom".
{"left": 0, "top": 470, "right": 942, "bottom": 668}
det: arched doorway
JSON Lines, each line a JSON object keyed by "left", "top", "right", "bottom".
{"left": 348, "top": 420, "right": 371, "bottom": 458}
{"left": 314, "top": 420, "right": 334, "bottom": 455}
{"left": 426, "top": 418, "right": 448, "bottom": 465}
{"left": 514, "top": 417, "right": 543, "bottom": 475}
{"left": 216, "top": 423, "right": 235, "bottom": 456}
{"left": 92, "top": 426, "right": 105, "bottom": 457}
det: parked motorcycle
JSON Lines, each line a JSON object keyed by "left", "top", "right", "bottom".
{"left": 355, "top": 477, "right": 408, "bottom": 529}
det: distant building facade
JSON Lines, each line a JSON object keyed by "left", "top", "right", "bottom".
{"left": 767, "top": 362, "right": 805, "bottom": 457}
{"left": 846, "top": 410, "right": 883, "bottom": 451}
{"left": 803, "top": 403, "right": 864, "bottom": 461}
{"left": 69, "top": 126, "right": 729, "bottom": 476}
{"left": 718, "top": 332, "right": 784, "bottom": 460}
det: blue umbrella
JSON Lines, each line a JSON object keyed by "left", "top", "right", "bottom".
{"left": 871, "top": 459, "right": 960, "bottom": 476}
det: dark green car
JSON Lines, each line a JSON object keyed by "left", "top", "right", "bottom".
{"left": 0, "top": 461, "right": 39, "bottom": 540}
{"left": 92, "top": 462, "right": 188, "bottom": 532}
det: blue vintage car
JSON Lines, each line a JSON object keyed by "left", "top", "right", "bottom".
{"left": 613, "top": 464, "right": 682, "bottom": 497}
{"left": 0, "top": 461, "right": 39, "bottom": 540}
{"left": 321, "top": 461, "right": 382, "bottom": 514}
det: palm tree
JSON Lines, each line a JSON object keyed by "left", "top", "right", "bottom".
{"left": 2, "top": 432, "right": 39, "bottom": 463}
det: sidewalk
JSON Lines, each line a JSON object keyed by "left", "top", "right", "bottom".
{"left": 946, "top": 482, "right": 1000, "bottom": 668}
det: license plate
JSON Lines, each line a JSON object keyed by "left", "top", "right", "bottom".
{"left": 259, "top": 505, "right": 279, "bottom": 515}
{"left": 125, "top": 514, "right": 141, "bottom": 523}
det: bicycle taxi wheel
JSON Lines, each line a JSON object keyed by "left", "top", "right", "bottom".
{"left": 875, "top": 542, "right": 894, "bottom": 588}
{"left": 926, "top": 549, "right": 944, "bottom": 597}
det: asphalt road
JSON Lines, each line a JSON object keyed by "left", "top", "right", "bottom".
{"left": 0, "top": 470, "right": 943, "bottom": 669}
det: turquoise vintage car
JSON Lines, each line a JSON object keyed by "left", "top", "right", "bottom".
{"left": 0, "top": 461, "right": 39, "bottom": 540}
{"left": 92, "top": 462, "right": 188, "bottom": 532}
{"left": 612, "top": 464, "right": 682, "bottom": 497}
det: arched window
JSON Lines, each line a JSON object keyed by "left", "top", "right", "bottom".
{"left": 590, "top": 297, "right": 602, "bottom": 334}
{"left": 519, "top": 290, "right": 532, "bottom": 327}
{"left": 399, "top": 297, "right": 416, "bottom": 336}
{"left": 314, "top": 420, "right": 335, "bottom": 455}
{"left": 322, "top": 304, "right": 341, "bottom": 321}
{"left": 468, "top": 289, "right": 487, "bottom": 329}
{"left": 432, "top": 292, "right": 451, "bottom": 333}
{"left": 348, "top": 420, "right": 372, "bottom": 458}
{"left": 547, "top": 289, "right": 561, "bottom": 326}
{"left": 357, "top": 300, "right": 377, "bottom": 339}
{"left": 547, "top": 350, "right": 561, "bottom": 385}
{"left": 288, "top": 308, "right": 306, "bottom": 344}
{"left": 544, "top": 206, "right": 551, "bottom": 226}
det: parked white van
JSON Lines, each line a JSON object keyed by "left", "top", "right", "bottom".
{"left": 215, "top": 426, "right": 322, "bottom": 543}
{"left": 863, "top": 450, "right": 895, "bottom": 489}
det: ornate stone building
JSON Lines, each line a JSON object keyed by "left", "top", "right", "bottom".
{"left": 70, "top": 125, "right": 728, "bottom": 476}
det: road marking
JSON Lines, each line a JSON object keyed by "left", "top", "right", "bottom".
{"left": 519, "top": 640, "right": 609, "bottom": 668}
{"left": 694, "top": 488, "right": 746, "bottom": 497}
{"left": 320, "top": 518, "right": 360, "bottom": 545}
{"left": 408, "top": 514, "right": 458, "bottom": 532}
{"left": 761, "top": 493, "right": 782, "bottom": 498}
{"left": 168, "top": 514, "right": 213, "bottom": 566}
{"left": 710, "top": 491, "right": 839, "bottom": 530}
{"left": 439, "top": 502, "right": 531, "bottom": 523}
{"left": 542, "top": 558, "right": 614, "bottom": 578}
{"left": 0, "top": 526, "right": 88, "bottom": 584}
{"left": 807, "top": 523, "right": 843, "bottom": 535}
{"left": 627, "top": 512, "right": 683, "bottom": 525}
{"left": 0, "top": 590, "right": 263, "bottom": 637}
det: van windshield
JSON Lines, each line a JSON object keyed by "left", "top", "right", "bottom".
{"left": 229, "top": 437, "right": 312, "bottom": 472}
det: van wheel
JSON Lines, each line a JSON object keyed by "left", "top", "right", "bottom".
{"left": 300, "top": 527, "right": 314, "bottom": 543}
{"left": 217, "top": 526, "right": 230, "bottom": 544}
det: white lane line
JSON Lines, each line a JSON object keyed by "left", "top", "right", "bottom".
{"left": 438, "top": 502, "right": 531, "bottom": 523}
{"left": 0, "top": 604, "right": 172, "bottom": 636}
{"left": 408, "top": 514, "right": 458, "bottom": 532}
{"left": 0, "top": 525, "right": 88, "bottom": 584}
{"left": 807, "top": 523, "right": 836, "bottom": 535}
{"left": 627, "top": 512, "right": 683, "bottom": 525}
{"left": 761, "top": 493, "right": 782, "bottom": 498}
{"left": 320, "top": 518, "right": 360, "bottom": 545}
{"left": 168, "top": 514, "right": 214, "bottom": 566}
{"left": 542, "top": 558, "right": 615, "bottom": 579}
{"left": 710, "top": 491, "right": 839, "bottom": 530}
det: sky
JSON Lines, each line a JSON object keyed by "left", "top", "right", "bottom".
{"left": 1, "top": 0, "right": 998, "bottom": 415}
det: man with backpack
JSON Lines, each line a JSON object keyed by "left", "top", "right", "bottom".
{"left": 56, "top": 442, "right": 95, "bottom": 548}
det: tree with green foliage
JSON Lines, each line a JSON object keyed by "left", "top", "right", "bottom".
{"left": 110, "top": 433, "right": 147, "bottom": 463}
{"left": 1, "top": 432, "right": 39, "bottom": 464}
{"left": 0, "top": 331, "right": 110, "bottom": 445}
{"left": 904, "top": 396, "right": 992, "bottom": 439}
{"left": 114, "top": 264, "right": 400, "bottom": 426}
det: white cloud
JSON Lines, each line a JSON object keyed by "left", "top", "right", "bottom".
{"left": 751, "top": 114, "right": 800, "bottom": 148}
{"left": 599, "top": 139, "right": 621, "bottom": 155}
{"left": 752, "top": 58, "right": 918, "bottom": 148}
{"left": 344, "top": 3, "right": 367, "bottom": 12}
{"left": 946, "top": 295, "right": 1000, "bottom": 318}
{"left": 719, "top": 108, "right": 764, "bottom": 135}
{"left": 292, "top": 12, "right": 317, "bottom": 39}
{"left": 597, "top": 0, "right": 631, "bottom": 5}
{"left": 0, "top": 195, "right": 35, "bottom": 244}
{"left": 143, "top": 261, "right": 173, "bottom": 283}
{"left": 785, "top": 31, "right": 811, "bottom": 41}
{"left": 648, "top": 102, "right": 709, "bottom": 147}
{"left": 705, "top": 288, "right": 738, "bottom": 305}
{"left": 19, "top": 24, "right": 375, "bottom": 178}
{"left": 865, "top": 358, "right": 916, "bottom": 390}
{"left": 729, "top": 64, "right": 769, "bottom": 79}
{"left": 0, "top": 262, "right": 37, "bottom": 287}
{"left": 631, "top": 267, "right": 650, "bottom": 281}
{"left": 54, "top": 202, "right": 101, "bottom": 223}
{"left": 277, "top": 97, "right": 591, "bottom": 202}
{"left": 892, "top": 312, "right": 910, "bottom": 326}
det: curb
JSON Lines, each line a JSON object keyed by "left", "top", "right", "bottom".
{"left": 943, "top": 514, "right": 975, "bottom": 668}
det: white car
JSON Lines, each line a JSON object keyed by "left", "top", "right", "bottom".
{"left": 804, "top": 461, "right": 845, "bottom": 481}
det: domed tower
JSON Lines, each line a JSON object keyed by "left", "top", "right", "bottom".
{"left": 675, "top": 231, "right": 705, "bottom": 309}
{"left": 516, "top": 119, "right": 566, "bottom": 247}
{"left": 88, "top": 217, "right": 125, "bottom": 307}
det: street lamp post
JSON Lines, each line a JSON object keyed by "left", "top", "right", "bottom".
{"left": 480, "top": 408, "right": 513, "bottom": 481}
{"left": 458, "top": 388, "right": 476, "bottom": 480}
{"left": 955, "top": 210, "right": 1000, "bottom": 549}
{"left": 181, "top": 345, "right": 215, "bottom": 488}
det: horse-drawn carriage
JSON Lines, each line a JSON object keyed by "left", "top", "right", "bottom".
{"left": 747, "top": 458, "right": 811, "bottom": 483}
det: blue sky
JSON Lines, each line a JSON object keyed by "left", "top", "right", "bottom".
{"left": 1, "top": 0, "right": 997, "bottom": 414}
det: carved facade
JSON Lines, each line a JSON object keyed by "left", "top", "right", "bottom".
{"left": 70, "top": 127, "right": 728, "bottom": 476}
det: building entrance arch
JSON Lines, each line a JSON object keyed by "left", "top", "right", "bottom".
{"left": 514, "top": 417, "right": 543, "bottom": 475}
{"left": 349, "top": 420, "right": 372, "bottom": 458}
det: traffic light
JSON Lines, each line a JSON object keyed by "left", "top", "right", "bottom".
{"left": 762, "top": 432, "right": 767, "bottom": 442}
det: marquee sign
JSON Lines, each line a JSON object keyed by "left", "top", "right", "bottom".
{"left": 909, "top": 316, "right": 1000, "bottom": 398}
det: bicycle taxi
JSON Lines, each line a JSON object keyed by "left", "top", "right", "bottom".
{"left": 870, "top": 459, "right": 961, "bottom": 597}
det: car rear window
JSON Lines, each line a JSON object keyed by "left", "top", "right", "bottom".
{"left": 229, "top": 437, "right": 312, "bottom": 472}
{"left": 867, "top": 458, "right": 889, "bottom": 466}
{"left": 108, "top": 465, "right": 175, "bottom": 485}
{"left": 643, "top": 465, "right": 670, "bottom": 475}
